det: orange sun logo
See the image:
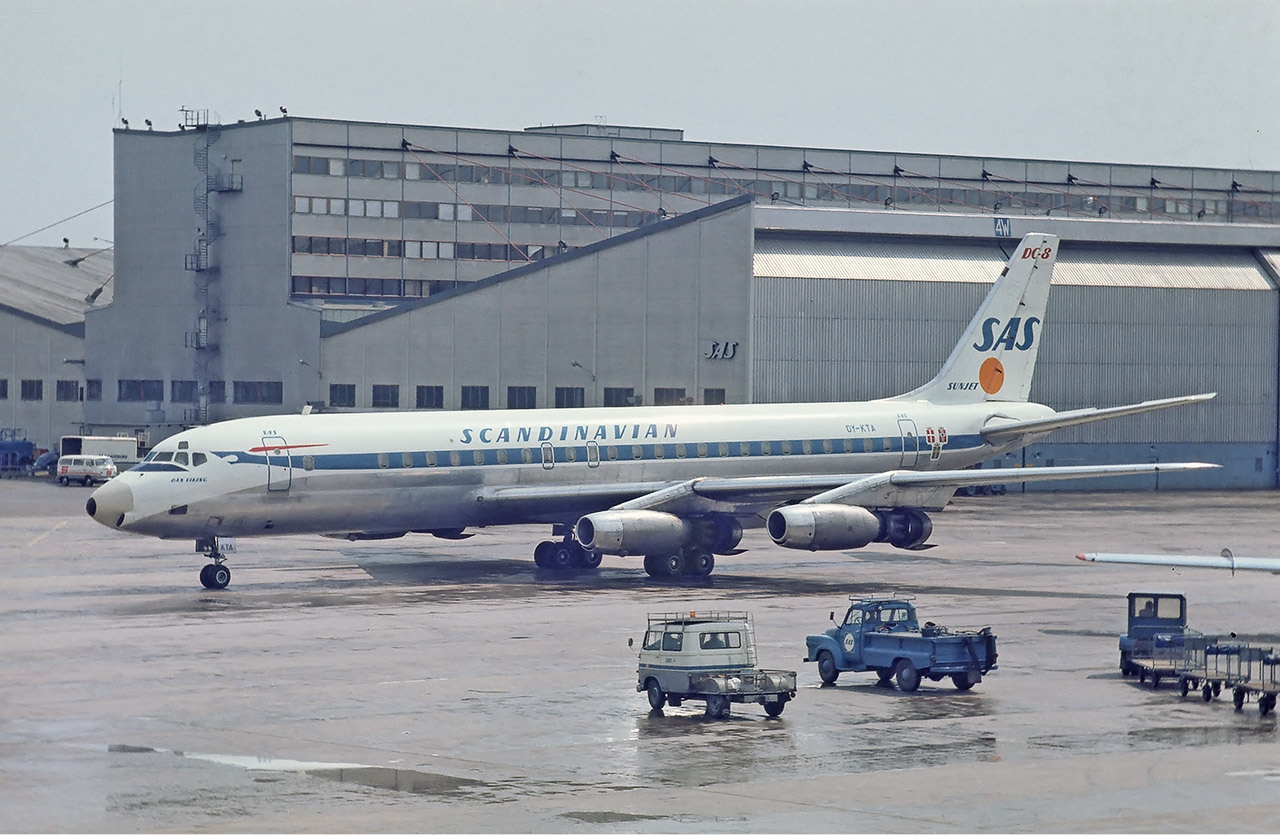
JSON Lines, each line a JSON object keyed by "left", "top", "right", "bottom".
{"left": 979, "top": 357, "right": 1005, "bottom": 394}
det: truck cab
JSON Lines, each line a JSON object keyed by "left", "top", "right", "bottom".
{"left": 1119, "top": 591, "right": 1187, "bottom": 675}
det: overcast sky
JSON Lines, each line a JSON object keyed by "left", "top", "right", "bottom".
{"left": 2, "top": 0, "right": 1277, "bottom": 248}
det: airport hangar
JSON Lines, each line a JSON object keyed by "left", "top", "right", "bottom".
{"left": 5, "top": 112, "right": 1280, "bottom": 489}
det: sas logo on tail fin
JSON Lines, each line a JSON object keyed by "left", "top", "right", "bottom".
{"left": 972, "top": 317, "right": 1040, "bottom": 352}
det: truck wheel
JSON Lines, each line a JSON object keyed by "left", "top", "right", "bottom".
{"left": 764, "top": 696, "right": 788, "bottom": 717}
{"left": 1234, "top": 687, "right": 1246, "bottom": 710}
{"left": 59, "top": 476, "right": 68, "bottom": 486}
{"left": 668, "top": 696, "right": 682, "bottom": 708}
{"left": 646, "top": 680, "right": 666, "bottom": 711}
{"left": 951, "top": 674, "right": 976, "bottom": 691}
{"left": 1202, "top": 684, "right": 1214, "bottom": 702}
{"left": 705, "top": 695, "right": 730, "bottom": 719}
{"left": 894, "top": 659, "right": 920, "bottom": 693}
{"left": 1179, "top": 677, "right": 1190, "bottom": 697}
{"left": 816, "top": 651, "right": 839, "bottom": 685}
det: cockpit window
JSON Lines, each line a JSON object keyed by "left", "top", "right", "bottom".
{"left": 174, "top": 452, "right": 189, "bottom": 466}
{"left": 152, "top": 451, "right": 174, "bottom": 462}
{"left": 192, "top": 452, "right": 207, "bottom": 467}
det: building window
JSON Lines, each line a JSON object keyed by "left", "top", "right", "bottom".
{"left": 416, "top": 385, "right": 444, "bottom": 409}
{"left": 118, "top": 379, "right": 163, "bottom": 402}
{"left": 703, "top": 388, "right": 726, "bottom": 405}
{"left": 460, "top": 385, "right": 490, "bottom": 410}
{"left": 507, "top": 386, "right": 537, "bottom": 409}
{"left": 329, "top": 383, "right": 356, "bottom": 408}
{"left": 555, "top": 386, "right": 585, "bottom": 408}
{"left": 171, "top": 380, "right": 198, "bottom": 403}
{"left": 371, "top": 384, "right": 400, "bottom": 408}
{"left": 208, "top": 380, "right": 226, "bottom": 404}
{"left": 85, "top": 379, "right": 101, "bottom": 401}
{"left": 233, "top": 381, "right": 283, "bottom": 404}
{"left": 21, "top": 379, "right": 43, "bottom": 401}
{"left": 653, "top": 387, "right": 687, "bottom": 406}
{"left": 603, "top": 387, "right": 636, "bottom": 407}
{"left": 0, "top": 379, "right": 6, "bottom": 399}
{"left": 56, "top": 380, "right": 80, "bottom": 402}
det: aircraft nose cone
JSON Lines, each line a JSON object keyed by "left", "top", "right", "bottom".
{"left": 86, "top": 479, "right": 133, "bottom": 529}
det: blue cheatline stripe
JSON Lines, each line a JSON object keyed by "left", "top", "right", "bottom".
{"left": 210, "top": 434, "right": 987, "bottom": 474}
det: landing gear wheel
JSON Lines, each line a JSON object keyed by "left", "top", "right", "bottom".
{"left": 894, "top": 659, "right": 921, "bottom": 693}
{"left": 533, "top": 541, "right": 553, "bottom": 568}
{"left": 548, "top": 542, "right": 575, "bottom": 570}
{"left": 764, "top": 696, "right": 788, "bottom": 717}
{"left": 685, "top": 549, "right": 714, "bottom": 577}
{"left": 816, "top": 651, "right": 840, "bottom": 685}
{"left": 646, "top": 680, "right": 666, "bottom": 711}
{"left": 200, "top": 563, "right": 230, "bottom": 589}
{"left": 952, "top": 674, "right": 976, "bottom": 691}
{"left": 644, "top": 552, "right": 685, "bottom": 578}
{"left": 705, "top": 695, "right": 730, "bottom": 719}
{"left": 574, "top": 545, "right": 602, "bottom": 570}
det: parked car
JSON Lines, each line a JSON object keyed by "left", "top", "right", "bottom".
{"left": 56, "top": 455, "right": 118, "bottom": 486}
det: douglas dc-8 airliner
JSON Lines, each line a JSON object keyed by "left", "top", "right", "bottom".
{"left": 87, "top": 233, "right": 1217, "bottom": 588}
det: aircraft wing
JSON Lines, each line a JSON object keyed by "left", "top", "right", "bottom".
{"left": 981, "top": 392, "right": 1216, "bottom": 443}
{"left": 485, "top": 461, "right": 1219, "bottom": 517}
{"left": 1077, "top": 550, "right": 1280, "bottom": 573}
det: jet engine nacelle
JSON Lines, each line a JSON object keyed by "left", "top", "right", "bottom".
{"left": 766, "top": 504, "right": 882, "bottom": 551}
{"left": 767, "top": 505, "right": 935, "bottom": 551}
{"left": 576, "top": 510, "right": 692, "bottom": 556}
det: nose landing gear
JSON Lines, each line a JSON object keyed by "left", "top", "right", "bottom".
{"left": 196, "top": 536, "right": 232, "bottom": 589}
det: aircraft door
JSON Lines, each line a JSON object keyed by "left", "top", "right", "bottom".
{"left": 261, "top": 434, "right": 292, "bottom": 491}
{"left": 897, "top": 419, "right": 920, "bottom": 468}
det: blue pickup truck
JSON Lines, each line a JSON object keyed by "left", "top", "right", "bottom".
{"left": 804, "top": 596, "right": 998, "bottom": 692}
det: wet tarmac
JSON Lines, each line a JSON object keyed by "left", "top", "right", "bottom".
{"left": 4, "top": 478, "right": 1280, "bottom": 832}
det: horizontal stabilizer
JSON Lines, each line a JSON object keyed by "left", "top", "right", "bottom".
{"left": 981, "top": 393, "right": 1217, "bottom": 442}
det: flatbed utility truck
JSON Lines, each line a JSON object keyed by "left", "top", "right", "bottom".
{"left": 804, "top": 596, "right": 997, "bottom": 692}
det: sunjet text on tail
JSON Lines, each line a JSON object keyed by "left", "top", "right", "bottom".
{"left": 87, "top": 233, "right": 1216, "bottom": 588}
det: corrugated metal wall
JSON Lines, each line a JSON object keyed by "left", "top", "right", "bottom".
{"left": 752, "top": 238, "right": 1277, "bottom": 454}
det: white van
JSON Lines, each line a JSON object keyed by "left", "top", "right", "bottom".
{"left": 56, "top": 455, "right": 118, "bottom": 486}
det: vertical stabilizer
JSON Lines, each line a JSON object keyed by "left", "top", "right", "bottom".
{"left": 895, "top": 232, "right": 1057, "bottom": 404}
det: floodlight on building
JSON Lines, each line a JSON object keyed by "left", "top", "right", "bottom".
{"left": 280, "top": 106, "right": 288, "bottom": 115}
{"left": 65, "top": 244, "right": 112, "bottom": 268}
{"left": 255, "top": 109, "right": 263, "bottom": 119}
{"left": 84, "top": 274, "right": 114, "bottom": 305}
{"left": 145, "top": 119, "right": 152, "bottom": 130}
{"left": 121, "top": 118, "right": 129, "bottom": 129}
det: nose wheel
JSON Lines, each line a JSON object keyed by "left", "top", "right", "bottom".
{"left": 199, "top": 563, "right": 231, "bottom": 589}
{"left": 196, "top": 536, "right": 232, "bottom": 589}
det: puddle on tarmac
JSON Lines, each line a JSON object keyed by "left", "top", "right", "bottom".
{"left": 108, "top": 744, "right": 486, "bottom": 796}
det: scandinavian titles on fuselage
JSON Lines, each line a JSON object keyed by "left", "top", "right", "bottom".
{"left": 460, "top": 422, "right": 680, "bottom": 445}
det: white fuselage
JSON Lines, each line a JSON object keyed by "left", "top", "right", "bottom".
{"left": 92, "top": 398, "right": 1052, "bottom": 540}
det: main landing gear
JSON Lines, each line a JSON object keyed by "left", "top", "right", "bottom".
{"left": 643, "top": 547, "right": 715, "bottom": 579}
{"left": 196, "top": 536, "right": 232, "bottom": 589}
{"left": 533, "top": 537, "right": 603, "bottom": 571}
